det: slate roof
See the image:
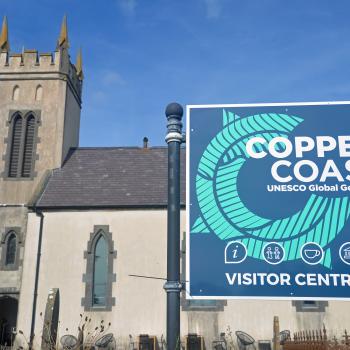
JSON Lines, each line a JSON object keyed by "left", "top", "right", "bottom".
{"left": 36, "top": 147, "right": 186, "bottom": 208}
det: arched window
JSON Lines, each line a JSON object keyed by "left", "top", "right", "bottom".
{"left": 82, "top": 225, "right": 116, "bottom": 311}
{"left": 8, "top": 115, "right": 23, "bottom": 178}
{"left": 5, "top": 232, "right": 16, "bottom": 265}
{"left": 21, "top": 114, "right": 36, "bottom": 177}
{"left": 12, "top": 85, "right": 19, "bottom": 101}
{"left": 6, "top": 112, "right": 39, "bottom": 179}
{"left": 93, "top": 235, "right": 108, "bottom": 306}
{"left": 0, "top": 229, "right": 21, "bottom": 271}
{"left": 35, "top": 85, "right": 43, "bottom": 101}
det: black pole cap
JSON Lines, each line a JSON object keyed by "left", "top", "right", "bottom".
{"left": 143, "top": 136, "right": 148, "bottom": 148}
{"left": 165, "top": 102, "right": 183, "bottom": 118}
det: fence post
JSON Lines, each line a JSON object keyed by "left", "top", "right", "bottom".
{"left": 273, "top": 316, "right": 280, "bottom": 350}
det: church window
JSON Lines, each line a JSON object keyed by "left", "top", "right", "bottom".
{"left": 8, "top": 114, "right": 23, "bottom": 177}
{"left": 5, "top": 111, "right": 39, "bottom": 179}
{"left": 12, "top": 85, "right": 19, "bottom": 101}
{"left": 82, "top": 225, "right": 116, "bottom": 311}
{"left": 5, "top": 232, "right": 16, "bottom": 265}
{"left": 21, "top": 114, "right": 36, "bottom": 177}
{"left": 292, "top": 300, "right": 328, "bottom": 312}
{"left": 93, "top": 235, "right": 108, "bottom": 306}
{"left": 35, "top": 85, "right": 43, "bottom": 101}
{"left": 302, "top": 300, "right": 317, "bottom": 308}
{"left": 0, "top": 228, "right": 22, "bottom": 271}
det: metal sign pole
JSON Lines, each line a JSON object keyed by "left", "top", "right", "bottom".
{"left": 164, "top": 103, "right": 183, "bottom": 350}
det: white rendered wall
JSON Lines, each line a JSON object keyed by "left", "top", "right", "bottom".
{"left": 18, "top": 209, "right": 350, "bottom": 349}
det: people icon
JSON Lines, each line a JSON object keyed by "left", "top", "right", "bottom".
{"left": 263, "top": 242, "right": 284, "bottom": 265}
{"left": 266, "top": 246, "right": 273, "bottom": 260}
{"left": 274, "top": 247, "right": 281, "bottom": 260}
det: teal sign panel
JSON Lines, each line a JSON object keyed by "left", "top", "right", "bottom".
{"left": 187, "top": 102, "right": 350, "bottom": 299}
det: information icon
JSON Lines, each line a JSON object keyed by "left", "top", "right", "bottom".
{"left": 339, "top": 242, "right": 350, "bottom": 265}
{"left": 224, "top": 241, "right": 247, "bottom": 264}
{"left": 301, "top": 242, "right": 324, "bottom": 265}
{"left": 263, "top": 242, "right": 285, "bottom": 265}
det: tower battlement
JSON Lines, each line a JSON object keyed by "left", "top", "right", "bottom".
{"left": 0, "top": 16, "right": 83, "bottom": 101}
{"left": 0, "top": 50, "right": 82, "bottom": 99}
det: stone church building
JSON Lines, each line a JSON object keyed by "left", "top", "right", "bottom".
{"left": 0, "top": 16, "right": 349, "bottom": 349}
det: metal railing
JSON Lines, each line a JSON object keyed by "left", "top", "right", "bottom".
{"left": 283, "top": 327, "right": 350, "bottom": 350}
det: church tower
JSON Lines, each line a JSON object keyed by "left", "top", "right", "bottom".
{"left": 0, "top": 16, "right": 83, "bottom": 344}
{"left": 0, "top": 15, "right": 83, "bottom": 204}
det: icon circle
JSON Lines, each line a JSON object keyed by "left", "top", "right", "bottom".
{"left": 262, "top": 242, "right": 285, "bottom": 265}
{"left": 224, "top": 241, "right": 247, "bottom": 264}
{"left": 300, "top": 242, "right": 324, "bottom": 265}
{"left": 339, "top": 242, "right": 350, "bottom": 265}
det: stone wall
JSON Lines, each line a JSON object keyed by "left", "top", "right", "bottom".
{"left": 0, "top": 49, "right": 81, "bottom": 204}
{"left": 0, "top": 206, "right": 27, "bottom": 296}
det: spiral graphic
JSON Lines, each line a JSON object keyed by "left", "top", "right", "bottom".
{"left": 192, "top": 110, "right": 350, "bottom": 269}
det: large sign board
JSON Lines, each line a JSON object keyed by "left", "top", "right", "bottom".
{"left": 187, "top": 102, "right": 350, "bottom": 300}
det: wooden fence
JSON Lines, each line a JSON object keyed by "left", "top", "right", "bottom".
{"left": 283, "top": 327, "right": 350, "bottom": 350}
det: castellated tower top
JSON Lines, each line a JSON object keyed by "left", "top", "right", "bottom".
{"left": 0, "top": 15, "right": 83, "bottom": 105}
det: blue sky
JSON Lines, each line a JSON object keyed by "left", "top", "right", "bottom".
{"left": 1, "top": 0, "right": 350, "bottom": 146}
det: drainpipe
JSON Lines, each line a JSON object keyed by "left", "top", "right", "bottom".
{"left": 29, "top": 209, "right": 44, "bottom": 349}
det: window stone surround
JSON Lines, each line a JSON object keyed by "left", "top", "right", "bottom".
{"left": 0, "top": 288, "right": 19, "bottom": 301}
{"left": 2, "top": 109, "right": 41, "bottom": 180}
{"left": 292, "top": 300, "right": 329, "bottom": 312}
{"left": 82, "top": 225, "right": 117, "bottom": 311}
{"left": 0, "top": 227, "right": 23, "bottom": 271}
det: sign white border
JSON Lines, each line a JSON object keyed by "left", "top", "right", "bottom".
{"left": 186, "top": 101, "right": 350, "bottom": 301}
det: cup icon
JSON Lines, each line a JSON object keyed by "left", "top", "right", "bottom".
{"left": 301, "top": 242, "right": 324, "bottom": 265}
{"left": 304, "top": 249, "right": 321, "bottom": 259}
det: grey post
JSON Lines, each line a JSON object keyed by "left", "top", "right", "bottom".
{"left": 164, "top": 102, "right": 184, "bottom": 350}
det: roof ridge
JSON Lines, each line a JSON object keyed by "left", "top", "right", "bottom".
{"left": 73, "top": 146, "right": 168, "bottom": 150}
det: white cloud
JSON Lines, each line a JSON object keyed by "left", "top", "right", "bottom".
{"left": 101, "top": 71, "right": 126, "bottom": 86}
{"left": 204, "top": 0, "right": 222, "bottom": 19}
{"left": 91, "top": 90, "right": 108, "bottom": 103}
{"left": 117, "top": 0, "right": 137, "bottom": 15}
